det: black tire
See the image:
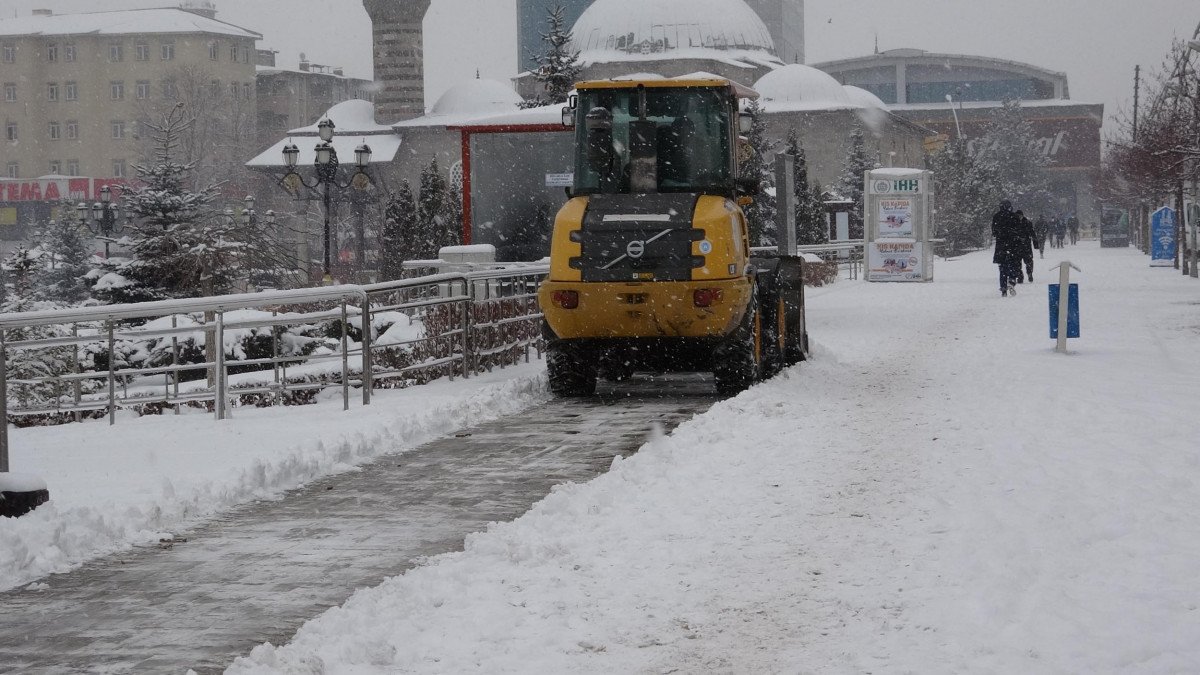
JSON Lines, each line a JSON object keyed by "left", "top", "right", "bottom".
{"left": 598, "top": 354, "right": 635, "bottom": 382}
{"left": 0, "top": 489, "right": 50, "bottom": 518}
{"left": 713, "top": 299, "right": 759, "bottom": 396}
{"left": 547, "top": 340, "right": 597, "bottom": 396}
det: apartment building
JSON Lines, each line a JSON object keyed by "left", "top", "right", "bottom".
{"left": 0, "top": 7, "right": 261, "bottom": 182}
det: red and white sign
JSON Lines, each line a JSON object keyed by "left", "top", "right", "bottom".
{"left": 0, "top": 178, "right": 127, "bottom": 204}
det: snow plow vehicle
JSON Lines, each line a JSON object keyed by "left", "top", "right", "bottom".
{"left": 538, "top": 77, "right": 809, "bottom": 396}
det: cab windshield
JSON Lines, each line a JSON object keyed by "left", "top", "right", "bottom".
{"left": 573, "top": 86, "right": 733, "bottom": 196}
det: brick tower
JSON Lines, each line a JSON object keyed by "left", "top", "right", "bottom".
{"left": 363, "top": 0, "right": 432, "bottom": 123}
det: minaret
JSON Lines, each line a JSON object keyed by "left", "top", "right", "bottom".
{"left": 363, "top": 0, "right": 432, "bottom": 123}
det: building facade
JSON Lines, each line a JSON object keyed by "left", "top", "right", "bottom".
{"left": 744, "top": 0, "right": 804, "bottom": 65}
{"left": 814, "top": 49, "right": 1103, "bottom": 226}
{"left": 255, "top": 53, "right": 376, "bottom": 153}
{"left": 0, "top": 7, "right": 260, "bottom": 182}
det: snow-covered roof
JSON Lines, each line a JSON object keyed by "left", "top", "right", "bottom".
{"left": 288, "top": 100, "right": 392, "bottom": 135}
{"left": 393, "top": 80, "right": 523, "bottom": 129}
{"left": 890, "top": 99, "right": 1102, "bottom": 111}
{"left": 753, "top": 64, "right": 860, "bottom": 113}
{"left": 0, "top": 8, "right": 261, "bottom": 39}
{"left": 571, "top": 0, "right": 782, "bottom": 70}
{"left": 451, "top": 102, "right": 571, "bottom": 129}
{"left": 843, "top": 85, "right": 888, "bottom": 110}
{"left": 249, "top": 100, "right": 400, "bottom": 169}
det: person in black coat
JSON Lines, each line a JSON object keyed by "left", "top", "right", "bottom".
{"left": 992, "top": 200, "right": 1023, "bottom": 297}
{"left": 1033, "top": 214, "right": 1049, "bottom": 258}
{"left": 1015, "top": 210, "right": 1036, "bottom": 283}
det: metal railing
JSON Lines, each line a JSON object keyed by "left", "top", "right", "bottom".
{"left": 0, "top": 266, "right": 548, "bottom": 471}
{"left": 752, "top": 241, "right": 866, "bottom": 280}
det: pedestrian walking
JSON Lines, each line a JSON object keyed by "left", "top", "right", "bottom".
{"left": 992, "top": 199, "right": 1024, "bottom": 297}
{"left": 1068, "top": 215, "right": 1080, "bottom": 245}
{"left": 1016, "top": 210, "right": 1035, "bottom": 282}
{"left": 1034, "top": 214, "right": 1049, "bottom": 259}
{"left": 1053, "top": 216, "right": 1067, "bottom": 249}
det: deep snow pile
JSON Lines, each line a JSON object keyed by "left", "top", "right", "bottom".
{"left": 229, "top": 242, "right": 1200, "bottom": 674}
{"left": 0, "top": 363, "right": 549, "bottom": 592}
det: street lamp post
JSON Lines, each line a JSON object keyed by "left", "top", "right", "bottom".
{"left": 280, "top": 117, "right": 373, "bottom": 285}
{"left": 77, "top": 185, "right": 127, "bottom": 258}
{"left": 945, "top": 93, "right": 964, "bottom": 140}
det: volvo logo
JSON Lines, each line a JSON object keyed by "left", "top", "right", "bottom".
{"left": 626, "top": 240, "right": 646, "bottom": 259}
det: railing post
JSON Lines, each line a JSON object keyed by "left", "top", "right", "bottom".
{"left": 1, "top": 332, "right": 9, "bottom": 473}
{"left": 106, "top": 320, "right": 116, "bottom": 426}
{"left": 340, "top": 300, "right": 350, "bottom": 412}
{"left": 359, "top": 296, "right": 372, "bottom": 406}
{"left": 171, "top": 315, "right": 180, "bottom": 415}
{"left": 462, "top": 278, "right": 473, "bottom": 378}
{"left": 215, "top": 311, "right": 226, "bottom": 421}
{"left": 71, "top": 324, "right": 81, "bottom": 422}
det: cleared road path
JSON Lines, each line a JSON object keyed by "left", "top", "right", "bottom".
{"left": 0, "top": 375, "right": 718, "bottom": 674}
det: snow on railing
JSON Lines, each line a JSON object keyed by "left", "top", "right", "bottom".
{"left": 0, "top": 265, "right": 549, "bottom": 472}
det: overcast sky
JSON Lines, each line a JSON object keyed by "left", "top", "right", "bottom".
{"left": 5, "top": 0, "right": 1198, "bottom": 130}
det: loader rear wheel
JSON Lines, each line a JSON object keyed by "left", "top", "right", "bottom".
{"left": 547, "top": 340, "right": 597, "bottom": 396}
{"left": 713, "top": 300, "right": 759, "bottom": 396}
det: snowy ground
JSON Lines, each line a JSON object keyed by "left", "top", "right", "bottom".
{"left": 220, "top": 242, "right": 1200, "bottom": 674}
{"left": 5, "top": 241, "right": 1199, "bottom": 673}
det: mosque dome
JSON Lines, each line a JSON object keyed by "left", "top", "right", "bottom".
{"left": 753, "top": 64, "right": 857, "bottom": 111}
{"left": 843, "top": 85, "right": 888, "bottom": 110}
{"left": 429, "top": 79, "right": 522, "bottom": 117}
{"left": 570, "top": 0, "right": 777, "bottom": 64}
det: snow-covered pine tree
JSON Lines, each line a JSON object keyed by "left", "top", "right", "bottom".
{"left": 31, "top": 209, "right": 94, "bottom": 304}
{"left": 417, "top": 158, "right": 449, "bottom": 259}
{"left": 929, "top": 138, "right": 998, "bottom": 254}
{"left": 785, "top": 128, "right": 828, "bottom": 245}
{"left": 835, "top": 127, "right": 878, "bottom": 240}
{"left": 977, "top": 99, "right": 1052, "bottom": 214}
{"left": 114, "top": 104, "right": 222, "bottom": 302}
{"left": 381, "top": 179, "right": 418, "bottom": 280}
{"left": 443, "top": 167, "right": 464, "bottom": 248}
{"left": 1, "top": 247, "right": 75, "bottom": 408}
{"left": 520, "top": 4, "right": 582, "bottom": 109}
{"left": 741, "top": 99, "right": 777, "bottom": 247}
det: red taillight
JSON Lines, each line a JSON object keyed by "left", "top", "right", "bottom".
{"left": 693, "top": 288, "right": 723, "bottom": 307}
{"left": 552, "top": 290, "right": 579, "bottom": 309}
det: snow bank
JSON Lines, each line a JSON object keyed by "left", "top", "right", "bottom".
{"left": 0, "top": 364, "right": 548, "bottom": 592}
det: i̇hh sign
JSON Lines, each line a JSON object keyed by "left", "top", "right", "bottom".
{"left": 1151, "top": 206, "right": 1176, "bottom": 267}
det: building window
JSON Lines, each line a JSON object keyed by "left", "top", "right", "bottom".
{"left": 49, "top": 121, "right": 60, "bottom": 140}
{"left": 2, "top": 45, "right": 14, "bottom": 64}
{"left": 209, "top": 41, "right": 219, "bottom": 60}
{"left": 47, "top": 82, "right": 58, "bottom": 102}
{"left": 111, "top": 121, "right": 125, "bottom": 139}
{"left": 109, "top": 43, "right": 123, "bottom": 62}
{"left": 242, "top": 82, "right": 252, "bottom": 100}
{"left": 110, "top": 81, "right": 124, "bottom": 101}
{"left": 6, "top": 163, "right": 17, "bottom": 179}
{"left": 230, "top": 44, "right": 239, "bottom": 61}
{"left": 65, "top": 81, "right": 77, "bottom": 101}
{"left": 66, "top": 121, "right": 78, "bottom": 139}
{"left": 161, "top": 80, "right": 177, "bottom": 99}
{"left": 47, "top": 43, "right": 58, "bottom": 62}
{"left": 211, "top": 79, "right": 221, "bottom": 96}
{"left": 5, "top": 122, "right": 16, "bottom": 141}
{"left": 67, "top": 160, "right": 79, "bottom": 176}
{"left": 161, "top": 41, "right": 175, "bottom": 61}
{"left": 3, "top": 83, "right": 15, "bottom": 102}
{"left": 48, "top": 160, "right": 60, "bottom": 174}
{"left": 136, "top": 42, "right": 150, "bottom": 61}
{"left": 136, "top": 80, "right": 150, "bottom": 100}
{"left": 241, "top": 46, "right": 250, "bottom": 63}
{"left": 230, "top": 82, "right": 239, "bottom": 99}
{"left": 64, "top": 44, "right": 75, "bottom": 62}
{"left": 112, "top": 160, "right": 127, "bottom": 178}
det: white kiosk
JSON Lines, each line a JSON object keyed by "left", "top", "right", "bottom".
{"left": 865, "top": 168, "right": 935, "bottom": 282}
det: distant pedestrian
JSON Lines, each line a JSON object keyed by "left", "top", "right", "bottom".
{"left": 992, "top": 199, "right": 1024, "bottom": 297}
{"left": 1053, "top": 217, "right": 1067, "bottom": 249}
{"left": 1034, "top": 214, "right": 1049, "bottom": 258}
{"left": 1016, "top": 210, "right": 1035, "bottom": 283}
{"left": 1068, "top": 215, "right": 1080, "bottom": 245}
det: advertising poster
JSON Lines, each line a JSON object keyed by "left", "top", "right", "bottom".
{"left": 868, "top": 241, "right": 924, "bottom": 281}
{"left": 1150, "top": 206, "right": 1176, "bottom": 267}
{"left": 877, "top": 198, "right": 913, "bottom": 238}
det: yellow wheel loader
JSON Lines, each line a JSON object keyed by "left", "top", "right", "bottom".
{"left": 538, "top": 77, "right": 808, "bottom": 396}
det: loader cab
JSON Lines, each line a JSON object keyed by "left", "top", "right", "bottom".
{"left": 567, "top": 81, "right": 752, "bottom": 199}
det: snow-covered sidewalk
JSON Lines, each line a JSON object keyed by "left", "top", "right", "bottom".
{"left": 0, "top": 363, "right": 549, "bottom": 592}
{"left": 228, "top": 242, "right": 1200, "bottom": 674}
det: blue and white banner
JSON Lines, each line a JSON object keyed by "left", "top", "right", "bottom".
{"left": 1151, "top": 206, "right": 1176, "bottom": 267}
